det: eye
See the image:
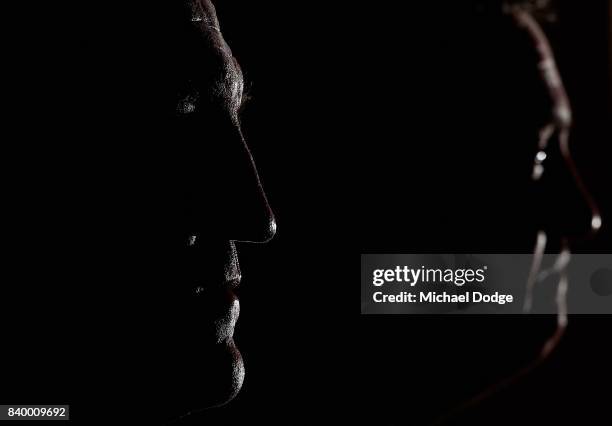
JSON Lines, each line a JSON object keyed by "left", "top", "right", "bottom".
{"left": 238, "top": 94, "right": 250, "bottom": 115}
{"left": 177, "top": 92, "right": 199, "bottom": 115}
{"left": 237, "top": 81, "right": 252, "bottom": 116}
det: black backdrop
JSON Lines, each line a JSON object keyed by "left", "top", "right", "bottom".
{"left": 2, "top": 1, "right": 610, "bottom": 425}
{"left": 201, "top": 1, "right": 612, "bottom": 425}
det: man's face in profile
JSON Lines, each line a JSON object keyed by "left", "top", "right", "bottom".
{"left": 1, "top": 0, "right": 274, "bottom": 421}
{"left": 5, "top": 1, "right": 609, "bottom": 425}
{"left": 140, "top": 0, "right": 277, "bottom": 414}
{"left": 2, "top": 0, "right": 286, "bottom": 419}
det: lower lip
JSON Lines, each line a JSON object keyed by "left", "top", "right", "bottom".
{"left": 216, "top": 290, "right": 240, "bottom": 342}
{"left": 196, "top": 287, "right": 240, "bottom": 342}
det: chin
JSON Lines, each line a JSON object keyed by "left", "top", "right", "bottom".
{"left": 206, "top": 337, "right": 245, "bottom": 407}
{"left": 152, "top": 338, "right": 245, "bottom": 424}
{"left": 177, "top": 337, "right": 246, "bottom": 412}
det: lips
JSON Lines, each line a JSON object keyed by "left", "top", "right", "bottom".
{"left": 184, "top": 238, "right": 242, "bottom": 342}
{"left": 197, "top": 286, "right": 240, "bottom": 343}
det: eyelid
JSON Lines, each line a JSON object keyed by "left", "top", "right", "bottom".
{"left": 238, "top": 87, "right": 251, "bottom": 112}
{"left": 177, "top": 91, "right": 199, "bottom": 115}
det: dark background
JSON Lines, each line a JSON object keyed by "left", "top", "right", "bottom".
{"left": 1, "top": 1, "right": 610, "bottom": 425}
{"left": 200, "top": 1, "right": 612, "bottom": 425}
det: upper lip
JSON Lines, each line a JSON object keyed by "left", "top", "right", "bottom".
{"left": 225, "top": 274, "right": 241, "bottom": 290}
{"left": 187, "top": 239, "right": 242, "bottom": 293}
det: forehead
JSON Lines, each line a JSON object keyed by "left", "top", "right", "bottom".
{"left": 182, "top": 0, "right": 228, "bottom": 57}
{"left": 188, "top": 0, "right": 221, "bottom": 30}
{"left": 117, "top": 1, "right": 243, "bottom": 118}
{"left": 171, "top": 2, "right": 226, "bottom": 59}
{"left": 165, "top": 1, "right": 243, "bottom": 102}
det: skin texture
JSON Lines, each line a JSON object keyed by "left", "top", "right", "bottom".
{"left": 2, "top": 0, "right": 274, "bottom": 424}
{"left": 163, "top": 0, "right": 276, "bottom": 414}
{"left": 3, "top": 1, "right": 607, "bottom": 425}
{"left": 100, "top": 0, "right": 277, "bottom": 420}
